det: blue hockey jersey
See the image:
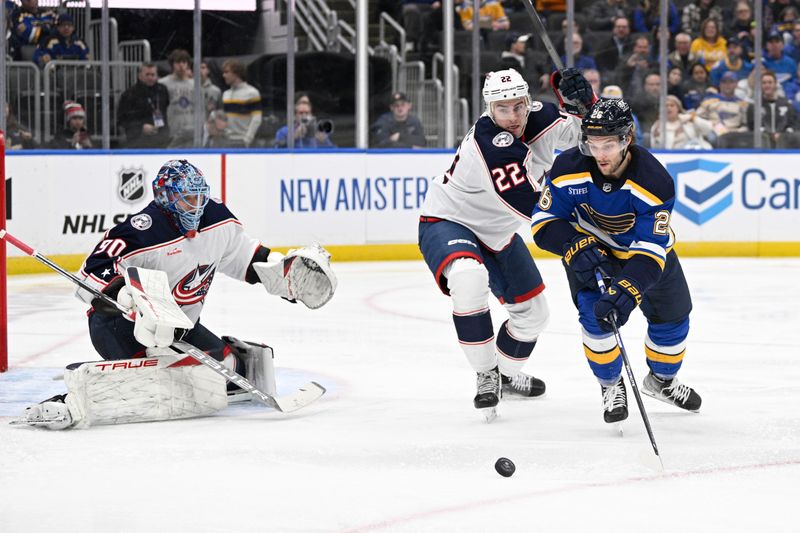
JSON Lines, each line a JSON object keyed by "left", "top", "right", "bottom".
{"left": 532, "top": 145, "right": 676, "bottom": 284}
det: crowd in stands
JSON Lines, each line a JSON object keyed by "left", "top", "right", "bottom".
{"left": 6, "top": 0, "right": 800, "bottom": 149}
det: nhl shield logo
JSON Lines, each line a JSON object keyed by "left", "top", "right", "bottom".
{"left": 118, "top": 168, "right": 146, "bottom": 204}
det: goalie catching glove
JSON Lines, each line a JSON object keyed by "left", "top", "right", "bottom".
{"left": 253, "top": 244, "right": 337, "bottom": 309}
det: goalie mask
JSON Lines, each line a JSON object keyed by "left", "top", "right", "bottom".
{"left": 482, "top": 69, "right": 531, "bottom": 137}
{"left": 153, "top": 160, "right": 210, "bottom": 236}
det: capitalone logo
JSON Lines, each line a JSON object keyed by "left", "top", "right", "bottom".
{"left": 666, "top": 159, "right": 733, "bottom": 225}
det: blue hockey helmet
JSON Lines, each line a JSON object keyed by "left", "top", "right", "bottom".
{"left": 152, "top": 160, "right": 210, "bottom": 236}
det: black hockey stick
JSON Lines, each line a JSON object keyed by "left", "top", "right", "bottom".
{"left": 595, "top": 269, "right": 664, "bottom": 470}
{"left": 520, "top": 0, "right": 565, "bottom": 71}
{"left": 0, "top": 229, "right": 326, "bottom": 413}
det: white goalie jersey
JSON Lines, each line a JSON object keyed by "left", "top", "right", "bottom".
{"left": 76, "top": 199, "right": 260, "bottom": 323}
{"left": 421, "top": 102, "right": 581, "bottom": 251}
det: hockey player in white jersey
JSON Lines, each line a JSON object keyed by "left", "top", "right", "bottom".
{"left": 418, "top": 67, "right": 597, "bottom": 420}
{"left": 17, "top": 159, "right": 336, "bottom": 429}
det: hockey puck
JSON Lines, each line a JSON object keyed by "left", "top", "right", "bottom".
{"left": 494, "top": 457, "right": 515, "bottom": 477}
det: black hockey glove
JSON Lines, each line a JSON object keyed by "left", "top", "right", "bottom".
{"left": 594, "top": 277, "right": 643, "bottom": 332}
{"left": 550, "top": 68, "right": 597, "bottom": 116}
{"left": 562, "top": 235, "right": 611, "bottom": 289}
{"left": 90, "top": 276, "right": 126, "bottom": 316}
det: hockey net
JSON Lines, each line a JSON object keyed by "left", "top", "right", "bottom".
{"left": 1, "top": 130, "right": 7, "bottom": 372}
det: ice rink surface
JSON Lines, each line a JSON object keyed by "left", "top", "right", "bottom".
{"left": 1, "top": 258, "right": 798, "bottom": 533}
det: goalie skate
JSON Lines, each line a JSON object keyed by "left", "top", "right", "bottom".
{"left": 11, "top": 395, "right": 73, "bottom": 430}
{"left": 474, "top": 367, "right": 500, "bottom": 423}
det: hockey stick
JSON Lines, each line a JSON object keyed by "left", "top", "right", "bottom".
{"left": 0, "top": 229, "right": 326, "bottom": 414}
{"left": 520, "top": 0, "right": 565, "bottom": 71}
{"left": 595, "top": 269, "right": 664, "bottom": 470}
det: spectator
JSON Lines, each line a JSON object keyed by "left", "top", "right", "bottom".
{"left": 725, "top": 2, "right": 753, "bottom": 45}
{"left": 200, "top": 60, "right": 222, "bottom": 116}
{"left": 783, "top": 62, "right": 800, "bottom": 111}
{"left": 594, "top": 16, "right": 634, "bottom": 76}
{"left": 615, "top": 35, "right": 657, "bottom": 96}
{"left": 697, "top": 71, "right": 750, "bottom": 137}
{"left": 667, "top": 65, "right": 685, "bottom": 100}
{"left": 31, "top": 13, "right": 88, "bottom": 67}
{"left": 4, "top": 102, "right": 37, "bottom": 149}
{"left": 583, "top": 68, "right": 602, "bottom": 95}
{"left": 497, "top": 33, "right": 529, "bottom": 72}
{"left": 776, "top": 6, "right": 799, "bottom": 42}
{"left": 371, "top": 91, "right": 427, "bottom": 148}
{"left": 667, "top": 33, "right": 697, "bottom": 75}
{"left": 690, "top": 18, "right": 727, "bottom": 71}
{"left": 682, "top": 61, "right": 712, "bottom": 109}
{"left": 747, "top": 70, "right": 799, "bottom": 147}
{"left": 204, "top": 109, "right": 235, "bottom": 148}
{"left": 681, "top": 0, "right": 723, "bottom": 37}
{"left": 630, "top": 71, "right": 661, "bottom": 135}
{"left": 457, "top": 0, "right": 509, "bottom": 39}
{"left": 274, "top": 95, "right": 336, "bottom": 149}
{"left": 709, "top": 36, "right": 752, "bottom": 86}
{"left": 158, "top": 49, "right": 195, "bottom": 148}
{"left": 5, "top": 0, "right": 19, "bottom": 59}
{"left": 768, "top": 0, "right": 794, "bottom": 30}
{"left": 650, "top": 95, "right": 714, "bottom": 149}
{"left": 11, "top": 0, "right": 56, "bottom": 48}
{"left": 783, "top": 21, "right": 800, "bottom": 63}
{"left": 47, "top": 100, "right": 92, "bottom": 149}
{"left": 221, "top": 59, "right": 262, "bottom": 148}
{"left": 117, "top": 62, "right": 170, "bottom": 148}
{"left": 587, "top": 0, "right": 629, "bottom": 32}
{"left": 764, "top": 28, "right": 798, "bottom": 89}
{"left": 600, "top": 84, "right": 644, "bottom": 144}
{"left": 632, "top": 0, "right": 679, "bottom": 36}
{"left": 559, "top": 33, "right": 597, "bottom": 71}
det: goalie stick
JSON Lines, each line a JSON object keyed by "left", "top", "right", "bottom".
{"left": 595, "top": 269, "right": 664, "bottom": 470}
{"left": 0, "top": 229, "right": 326, "bottom": 414}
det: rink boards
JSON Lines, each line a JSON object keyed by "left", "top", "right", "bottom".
{"left": 4, "top": 149, "right": 800, "bottom": 272}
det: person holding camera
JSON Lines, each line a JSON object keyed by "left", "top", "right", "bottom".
{"left": 274, "top": 95, "right": 336, "bottom": 149}
{"left": 48, "top": 100, "right": 92, "bottom": 150}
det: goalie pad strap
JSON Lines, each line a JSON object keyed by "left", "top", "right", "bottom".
{"left": 63, "top": 355, "right": 228, "bottom": 428}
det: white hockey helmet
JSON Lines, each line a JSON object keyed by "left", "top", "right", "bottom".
{"left": 482, "top": 69, "right": 531, "bottom": 123}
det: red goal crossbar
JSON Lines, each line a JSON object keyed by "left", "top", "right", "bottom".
{"left": 1, "top": 130, "right": 7, "bottom": 372}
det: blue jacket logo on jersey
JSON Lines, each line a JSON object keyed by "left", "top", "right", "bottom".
{"left": 118, "top": 167, "right": 146, "bottom": 204}
{"left": 173, "top": 264, "right": 216, "bottom": 305}
{"left": 666, "top": 159, "right": 733, "bottom": 225}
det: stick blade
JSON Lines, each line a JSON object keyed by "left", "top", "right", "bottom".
{"left": 271, "top": 381, "right": 326, "bottom": 413}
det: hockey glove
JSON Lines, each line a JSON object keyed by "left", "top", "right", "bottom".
{"left": 594, "top": 277, "right": 643, "bottom": 332}
{"left": 562, "top": 235, "right": 611, "bottom": 289}
{"left": 252, "top": 244, "right": 337, "bottom": 309}
{"left": 550, "top": 68, "right": 597, "bottom": 116}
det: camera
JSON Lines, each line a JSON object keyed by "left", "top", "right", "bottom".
{"left": 316, "top": 119, "right": 334, "bottom": 135}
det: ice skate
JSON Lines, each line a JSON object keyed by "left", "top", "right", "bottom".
{"left": 643, "top": 371, "right": 702, "bottom": 412}
{"left": 601, "top": 377, "right": 628, "bottom": 424}
{"left": 501, "top": 372, "right": 546, "bottom": 398}
{"left": 11, "top": 394, "right": 73, "bottom": 430}
{"left": 474, "top": 366, "right": 500, "bottom": 423}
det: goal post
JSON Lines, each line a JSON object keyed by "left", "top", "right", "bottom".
{"left": 1, "top": 130, "right": 7, "bottom": 372}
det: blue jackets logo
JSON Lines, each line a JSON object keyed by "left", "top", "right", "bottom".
{"left": 666, "top": 159, "right": 732, "bottom": 225}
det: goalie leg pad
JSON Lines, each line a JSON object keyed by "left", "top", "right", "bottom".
{"left": 223, "top": 336, "right": 277, "bottom": 397}
{"left": 62, "top": 355, "right": 228, "bottom": 428}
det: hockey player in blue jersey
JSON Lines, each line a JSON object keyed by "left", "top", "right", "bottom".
{"left": 418, "top": 67, "right": 597, "bottom": 421}
{"left": 531, "top": 98, "right": 702, "bottom": 424}
{"left": 18, "top": 160, "right": 335, "bottom": 429}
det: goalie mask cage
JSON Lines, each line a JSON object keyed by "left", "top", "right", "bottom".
{"left": 1, "top": 130, "right": 7, "bottom": 372}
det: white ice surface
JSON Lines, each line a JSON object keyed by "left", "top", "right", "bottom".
{"left": 1, "top": 258, "right": 798, "bottom": 533}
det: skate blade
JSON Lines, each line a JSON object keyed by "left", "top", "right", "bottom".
{"left": 480, "top": 406, "right": 498, "bottom": 423}
{"left": 615, "top": 421, "right": 624, "bottom": 436}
